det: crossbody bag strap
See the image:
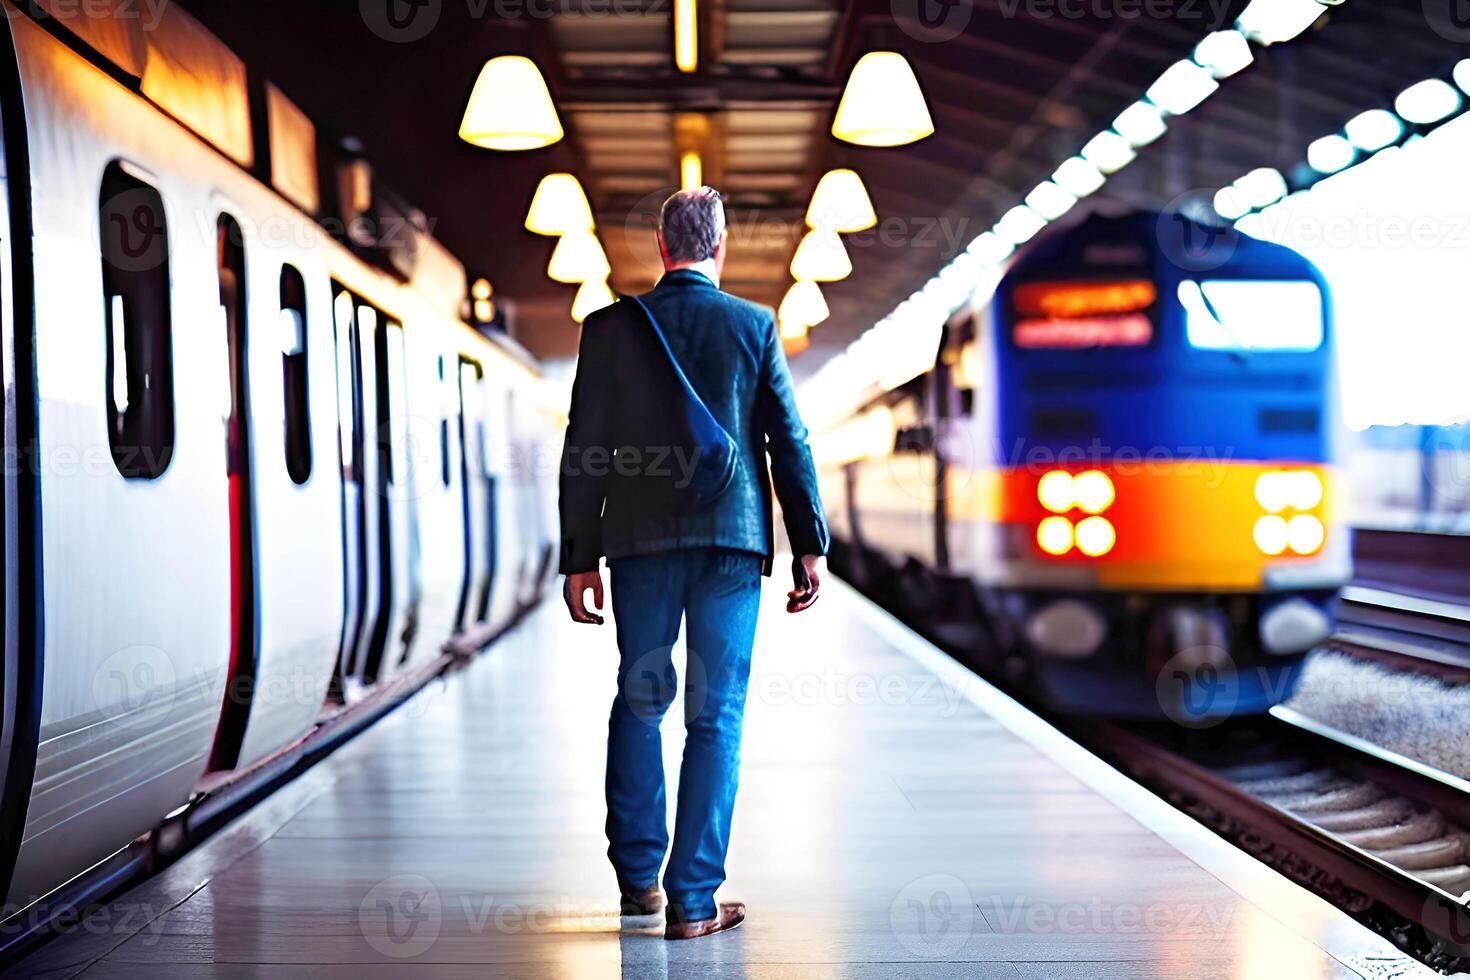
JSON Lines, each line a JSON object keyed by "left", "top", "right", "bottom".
{"left": 625, "top": 295, "right": 706, "bottom": 409}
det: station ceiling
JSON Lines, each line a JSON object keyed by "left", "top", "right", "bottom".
{"left": 187, "top": 0, "right": 1465, "bottom": 370}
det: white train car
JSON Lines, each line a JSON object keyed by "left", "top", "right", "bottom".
{"left": 0, "top": 2, "right": 559, "bottom": 918}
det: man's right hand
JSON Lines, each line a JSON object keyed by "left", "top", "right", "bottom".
{"left": 787, "top": 555, "right": 822, "bottom": 613}
{"left": 563, "top": 570, "right": 605, "bottom": 625}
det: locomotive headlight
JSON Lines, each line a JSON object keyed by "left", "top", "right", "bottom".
{"left": 1287, "top": 471, "right": 1323, "bottom": 510}
{"left": 1254, "top": 471, "right": 1322, "bottom": 512}
{"left": 1037, "top": 516, "right": 1074, "bottom": 555}
{"left": 1074, "top": 516, "right": 1116, "bottom": 557}
{"left": 1037, "top": 471, "right": 1075, "bottom": 513}
{"left": 1253, "top": 515, "right": 1288, "bottom": 555}
{"left": 1072, "top": 470, "right": 1115, "bottom": 514}
{"left": 1286, "top": 514, "right": 1325, "bottom": 555}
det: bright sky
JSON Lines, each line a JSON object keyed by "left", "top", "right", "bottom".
{"left": 1243, "top": 113, "right": 1470, "bottom": 430}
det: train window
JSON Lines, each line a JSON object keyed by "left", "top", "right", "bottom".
{"left": 439, "top": 355, "right": 452, "bottom": 488}
{"left": 333, "top": 288, "right": 362, "bottom": 484}
{"left": 280, "top": 265, "right": 312, "bottom": 484}
{"left": 1180, "top": 279, "right": 1323, "bottom": 352}
{"left": 384, "top": 323, "right": 408, "bottom": 486}
{"left": 100, "top": 162, "right": 175, "bottom": 478}
{"left": 358, "top": 303, "right": 394, "bottom": 487}
{"left": 459, "top": 359, "right": 484, "bottom": 477}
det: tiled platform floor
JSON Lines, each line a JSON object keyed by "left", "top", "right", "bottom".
{"left": 12, "top": 577, "right": 1426, "bottom": 978}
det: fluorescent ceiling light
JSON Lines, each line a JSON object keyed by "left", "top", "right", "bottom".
{"left": 1192, "top": 30, "right": 1254, "bottom": 78}
{"left": 1052, "top": 156, "right": 1105, "bottom": 197}
{"left": 1394, "top": 79, "right": 1462, "bottom": 124}
{"left": 965, "top": 231, "right": 1014, "bottom": 265}
{"left": 1080, "top": 131, "right": 1136, "bottom": 173}
{"left": 1213, "top": 186, "right": 1249, "bottom": 220}
{"left": 995, "top": 205, "right": 1047, "bottom": 245}
{"left": 1113, "top": 101, "right": 1167, "bottom": 146}
{"left": 1236, "top": 0, "right": 1328, "bottom": 46}
{"left": 1024, "top": 181, "right": 1078, "bottom": 220}
{"left": 1455, "top": 60, "right": 1470, "bottom": 95}
{"left": 1146, "top": 60, "right": 1219, "bottom": 115}
{"left": 1344, "top": 108, "right": 1403, "bottom": 151}
{"left": 674, "top": 0, "right": 698, "bottom": 72}
{"left": 1234, "top": 167, "right": 1288, "bottom": 208}
{"left": 1306, "top": 134, "right": 1355, "bottom": 173}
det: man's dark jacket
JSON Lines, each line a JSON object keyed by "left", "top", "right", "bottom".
{"left": 558, "top": 268, "right": 829, "bottom": 575}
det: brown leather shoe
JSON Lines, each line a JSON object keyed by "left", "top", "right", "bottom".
{"left": 620, "top": 883, "right": 663, "bottom": 917}
{"left": 664, "top": 901, "right": 745, "bottom": 940}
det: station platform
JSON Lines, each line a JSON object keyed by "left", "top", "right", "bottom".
{"left": 11, "top": 578, "right": 1420, "bottom": 978}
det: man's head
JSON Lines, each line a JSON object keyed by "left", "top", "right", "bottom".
{"left": 657, "top": 186, "right": 728, "bottom": 277}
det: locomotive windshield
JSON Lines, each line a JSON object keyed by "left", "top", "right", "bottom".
{"left": 1178, "top": 279, "right": 1324, "bottom": 353}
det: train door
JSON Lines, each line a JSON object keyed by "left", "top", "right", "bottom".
{"left": 382, "top": 321, "right": 420, "bottom": 669}
{"left": 472, "top": 370, "right": 496, "bottom": 624}
{"left": 344, "top": 301, "right": 383, "bottom": 685}
{"left": 0, "top": 89, "right": 27, "bottom": 908}
{"left": 209, "top": 213, "right": 255, "bottom": 770}
{"left": 453, "top": 357, "right": 487, "bottom": 631}
{"left": 357, "top": 311, "right": 416, "bottom": 681}
{"left": 332, "top": 286, "right": 367, "bottom": 698}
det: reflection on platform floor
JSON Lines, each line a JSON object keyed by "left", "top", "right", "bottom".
{"left": 10, "top": 578, "right": 1420, "bottom": 978}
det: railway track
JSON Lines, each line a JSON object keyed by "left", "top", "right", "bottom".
{"left": 1075, "top": 712, "right": 1470, "bottom": 973}
{"left": 1337, "top": 528, "right": 1470, "bottom": 682}
{"left": 1081, "top": 530, "right": 1470, "bottom": 970}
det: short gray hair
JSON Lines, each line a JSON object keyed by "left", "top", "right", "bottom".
{"left": 659, "top": 187, "right": 726, "bottom": 263}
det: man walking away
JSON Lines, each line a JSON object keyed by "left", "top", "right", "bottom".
{"left": 558, "top": 186, "right": 828, "bottom": 940}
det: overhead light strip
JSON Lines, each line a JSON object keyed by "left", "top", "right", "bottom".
{"left": 799, "top": 1, "right": 1345, "bottom": 432}
{"left": 1221, "top": 59, "right": 1470, "bottom": 235}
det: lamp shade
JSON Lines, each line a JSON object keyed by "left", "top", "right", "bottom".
{"left": 790, "top": 230, "right": 852, "bottom": 281}
{"left": 779, "top": 319, "right": 809, "bottom": 344}
{"left": 571, "top": 278, "right": 616, "bottom": 323}
{"left": 526, "top": 173, "right": 594, "bottom": 235}
{"left": 548, "top": 231, "right": 610, "bottom": 283}
{"left": 831, "top": 52, "right": 933, "bottom": 147}
{"left": 805, "top": 169, "right": 877, "bottom": 232}
{"left": 459, "top": 56, "right": 564, "bottom": 150}
{"left": 778, "top": 280, "right": 830, "bottom": 331}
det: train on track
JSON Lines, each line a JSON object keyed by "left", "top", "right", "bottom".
{"left": 0, "top": 4, "right": 559, "bottom": 918}
{"left": 816, "top": 209, "right": 1351, "bottom": 722}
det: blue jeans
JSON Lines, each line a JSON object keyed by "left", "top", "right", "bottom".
{"left": 606, "top": 548, "right": 763, "bottom": 923}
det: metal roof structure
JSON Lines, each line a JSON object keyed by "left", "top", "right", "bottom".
{"left": 188, "top": 0, "right": 1467, "bottom": 371}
